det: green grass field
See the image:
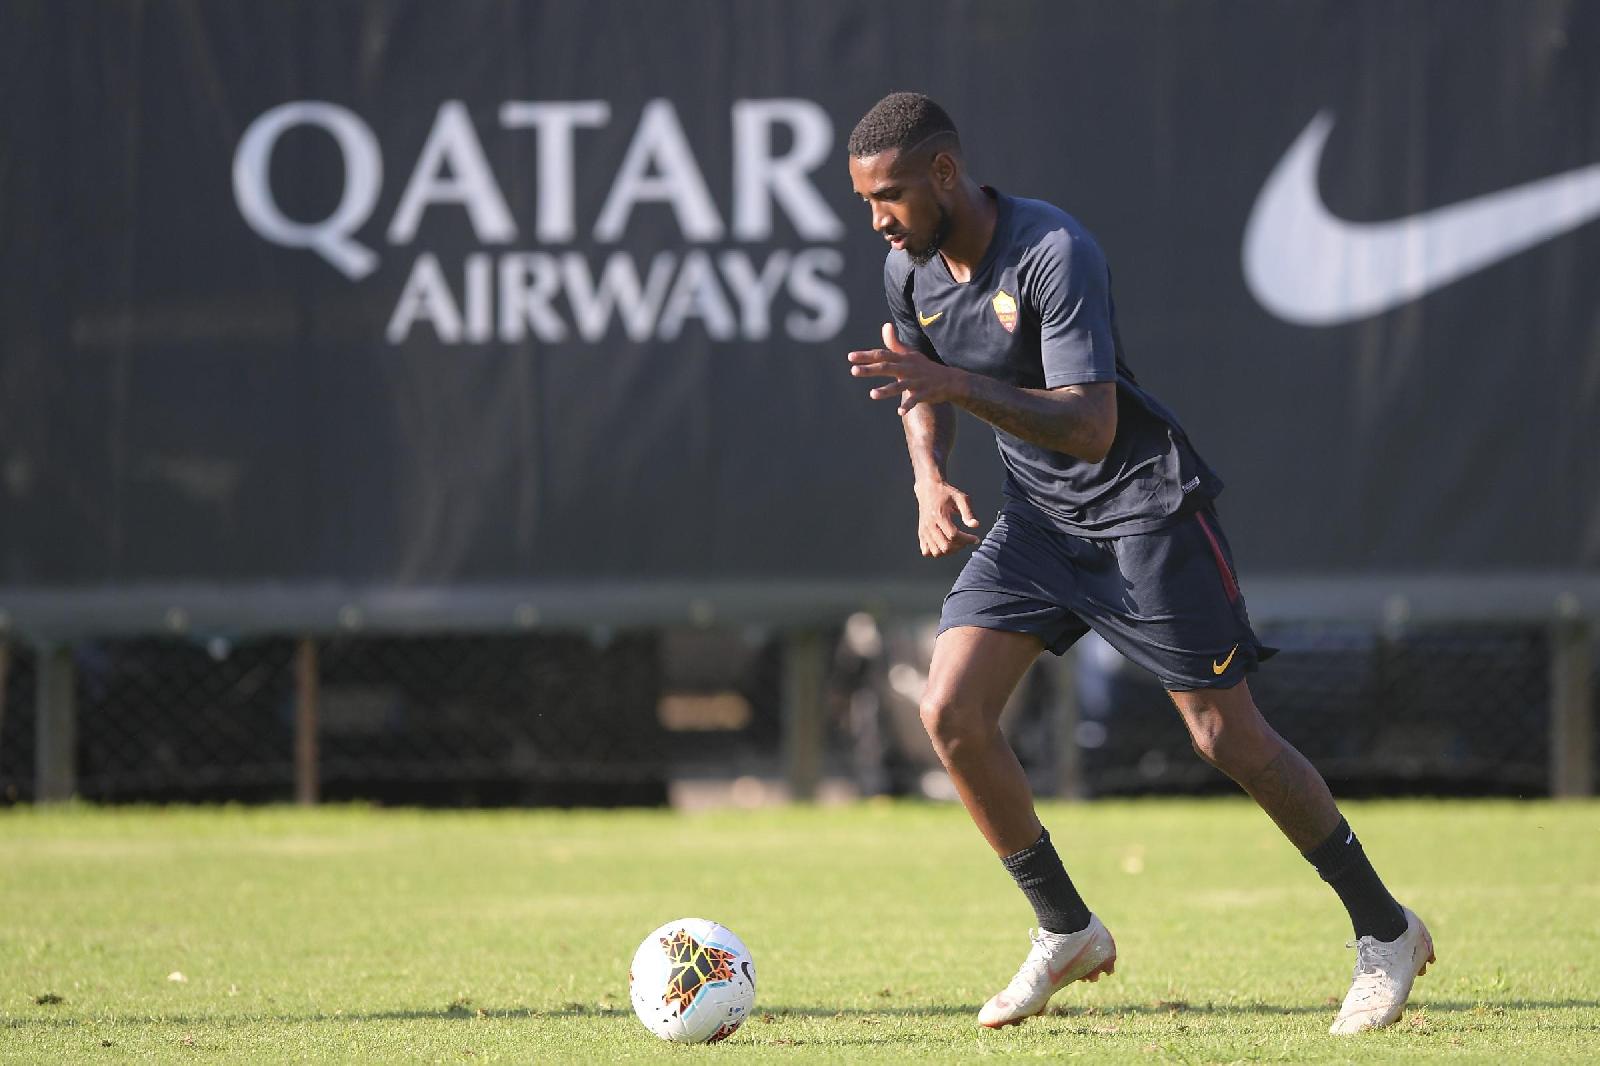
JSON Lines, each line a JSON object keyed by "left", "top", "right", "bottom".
{"left": 2, "top": 799, "right": 1596, "bottom": 1063}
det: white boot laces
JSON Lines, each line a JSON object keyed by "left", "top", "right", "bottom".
{"left": 1344, "top": 935, "right": 1397, "bottom": 1001}
{"left": 1003, "top": 929, "right": 1056, "bottom": 999}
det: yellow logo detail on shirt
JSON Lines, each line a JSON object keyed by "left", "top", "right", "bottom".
{"left": 992, "top": 290, "right": 1018, "bottom": 333}
{"left": 918, "top": 310, "right": 944, "bottom": 327}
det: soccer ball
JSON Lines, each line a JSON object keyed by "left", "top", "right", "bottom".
{"left": 629, "top": 918, "right": 756, "bottom": 1043}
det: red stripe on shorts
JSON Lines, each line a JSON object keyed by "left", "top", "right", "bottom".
{"left": 1194, "top": 511, "right": 1240, "bottom": 604}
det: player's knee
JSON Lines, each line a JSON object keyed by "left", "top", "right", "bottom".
{"left": 1185, "top": 710, "right": 1227, "bottom": 769}
{"left": 918, "top": 694, "right": 988, "bottom": 756}
{"left": 1186, "top": 707, "right": 1269, "bottom": 775}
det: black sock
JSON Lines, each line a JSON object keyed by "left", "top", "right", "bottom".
{"left": 1000, "top": 828, "right": 1091, "bottom": 935}
{"left": 1303, "top": 818, "right": 1407, "bottom": 942}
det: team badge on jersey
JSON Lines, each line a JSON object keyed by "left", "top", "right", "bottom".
{"left": 992, "top": 290, "right": 1018, "bottom": 333}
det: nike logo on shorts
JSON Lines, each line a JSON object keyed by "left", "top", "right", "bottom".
{"left": 1212, "top": 645, "right": 1238, "bottom": 675}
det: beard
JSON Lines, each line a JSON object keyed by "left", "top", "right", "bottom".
{"left": 906, "top": 203, "right": 952, "bottom": 266}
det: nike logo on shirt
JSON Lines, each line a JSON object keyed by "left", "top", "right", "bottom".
{"left": 918, "top": 310, "right": 944, "bottom": 327}
{"left": 1243, "top": 111, "right": 1600, "bottom": 326}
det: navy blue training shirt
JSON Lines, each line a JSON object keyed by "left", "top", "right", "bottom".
{"left": 883, "top": 189, "right": 1223, "bottom": 538}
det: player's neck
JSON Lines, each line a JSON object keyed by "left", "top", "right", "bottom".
{"left": 937, "top": 184, "right": 999, "bottom": 283}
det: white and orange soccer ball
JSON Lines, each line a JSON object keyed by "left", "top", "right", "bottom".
{"left": 628, "top": 918, "right": 756, "bottom": 1043}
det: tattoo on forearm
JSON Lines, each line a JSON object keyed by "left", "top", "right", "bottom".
{"left": 1244, "top": 746, "right": 1340, "bottom": 852}
{"left": 958, "top": 379, "right": 1103, "bottom": 458}
{"left": 905, "top": 402, "right": 956, "bottom": 479}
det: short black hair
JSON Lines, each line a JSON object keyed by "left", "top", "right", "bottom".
{"left": 847, "top": 92, "right": 960, "bottom": 159}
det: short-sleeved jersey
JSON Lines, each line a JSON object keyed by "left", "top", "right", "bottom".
{"left": 884, "top": 189, "right": 1223, "bottom": 538}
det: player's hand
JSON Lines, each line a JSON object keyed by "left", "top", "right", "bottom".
{"left": 847, "top": 323, "right": 962, "bottom": 414}
{"left": 912, "top": 479, "right": 982, "bottom": 557}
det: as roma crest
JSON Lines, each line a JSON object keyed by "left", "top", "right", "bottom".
{"left": 992, "top": 290, "right": 1018, "bottom": 333}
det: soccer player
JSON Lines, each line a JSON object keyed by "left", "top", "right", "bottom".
{"left": 843, "top": 92, "right": 1433, "bottom": 1034}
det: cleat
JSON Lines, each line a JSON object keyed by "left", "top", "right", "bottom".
{"left": 1329, "top": 906, "right": 1435, "bottom": 1035}
{"left": 978, "top": 915, "right": 1117, "bottom": 1028}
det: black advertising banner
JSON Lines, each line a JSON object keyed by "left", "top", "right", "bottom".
{"left": 2, "top": 1, "right": 1597, "bottom": 624}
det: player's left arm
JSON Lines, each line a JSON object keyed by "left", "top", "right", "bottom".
{"left": 848, "top": 225, "right": 1119, "bottom": 462}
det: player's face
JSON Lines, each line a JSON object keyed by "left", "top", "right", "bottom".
{"left": 849, "top": 148, "right": 955, "bottom": 266}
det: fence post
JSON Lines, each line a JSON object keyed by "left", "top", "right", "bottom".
{"left": 1550, "top": 618, "right": 1594, "bottom": 798}
{"left": 35, "top": 643, "right": 77, "bottom": 803}
{"left": 1050, "top": 645, "right": 1085, "bottom": 800}
{"left": 294, "top": 638, "right": 321, "bottom": 805}
{"left": 781, "top": 628, "right": 827, "bottom": 802}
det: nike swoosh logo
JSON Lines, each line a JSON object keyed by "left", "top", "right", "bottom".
{"left": 1243, "top": 111, "right": 1600, "bottom": 326}
{"left": 1212, "top": 645, "right": 1238, "bottom": 675}
{"left": 918, "top": 310, "right": 943, "bottom": 327}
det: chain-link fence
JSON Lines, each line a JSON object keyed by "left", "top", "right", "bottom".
{"left": 0, "top": 617, "right": 1594, "bottom": 805}
{"left": 1, "top": 632, "right": 678, "bottom": 805}
{"left": 0, "top": 642, "right": 32, "bottom": 805}
{"left": 825, "top": 617, "right": 1589, "bottom": 802}
{"left": 1071, "top": 621, "right": 1557, "bottom": 796}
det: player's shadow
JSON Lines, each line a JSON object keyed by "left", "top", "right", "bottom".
{"left": 753, "top": 997, "right": 1600, "bottom": 1020}
{"left": 7, "top": 998, "right": 1597, "bottom": 1027}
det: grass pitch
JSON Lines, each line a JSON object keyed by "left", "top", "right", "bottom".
{"left": 2, "top": 799, "right": 1596, "bottom": 1063}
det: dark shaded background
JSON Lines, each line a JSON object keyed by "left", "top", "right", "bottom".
{"left": 3, "top": 1, "right": 1596, "bottom": 600}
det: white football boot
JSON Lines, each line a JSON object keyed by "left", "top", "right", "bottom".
{"left": 1329, "top": 906, "right": 1435, "bottom": 1035}
{"left": 978, "top": 914, "right": 1117, "bottom": 1028}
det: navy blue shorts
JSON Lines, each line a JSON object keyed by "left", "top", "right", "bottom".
{"left": 938, "top": 505, "right": 1276, "bottom": 691}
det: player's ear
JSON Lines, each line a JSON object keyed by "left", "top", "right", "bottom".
{"left": 930, "top": 150, "right": 958, "bottom": 189}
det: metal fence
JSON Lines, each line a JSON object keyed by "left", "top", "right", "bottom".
{"left": 1070, "top": 621, "right": 1561, "bottom": 796}
{"left": 1, "top": 610, "right": 1593, "bottom": 805}
{"left": 0, "top": 632, "right": 674, "bottom": 806}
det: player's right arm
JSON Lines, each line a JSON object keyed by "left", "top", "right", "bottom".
{"left": 878, "top": 257, "right": 981, "bottom": 558}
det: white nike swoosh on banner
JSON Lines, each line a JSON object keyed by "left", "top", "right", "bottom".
{"left": 1243, "top": 111, "right": 1600, "bottom": 326}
